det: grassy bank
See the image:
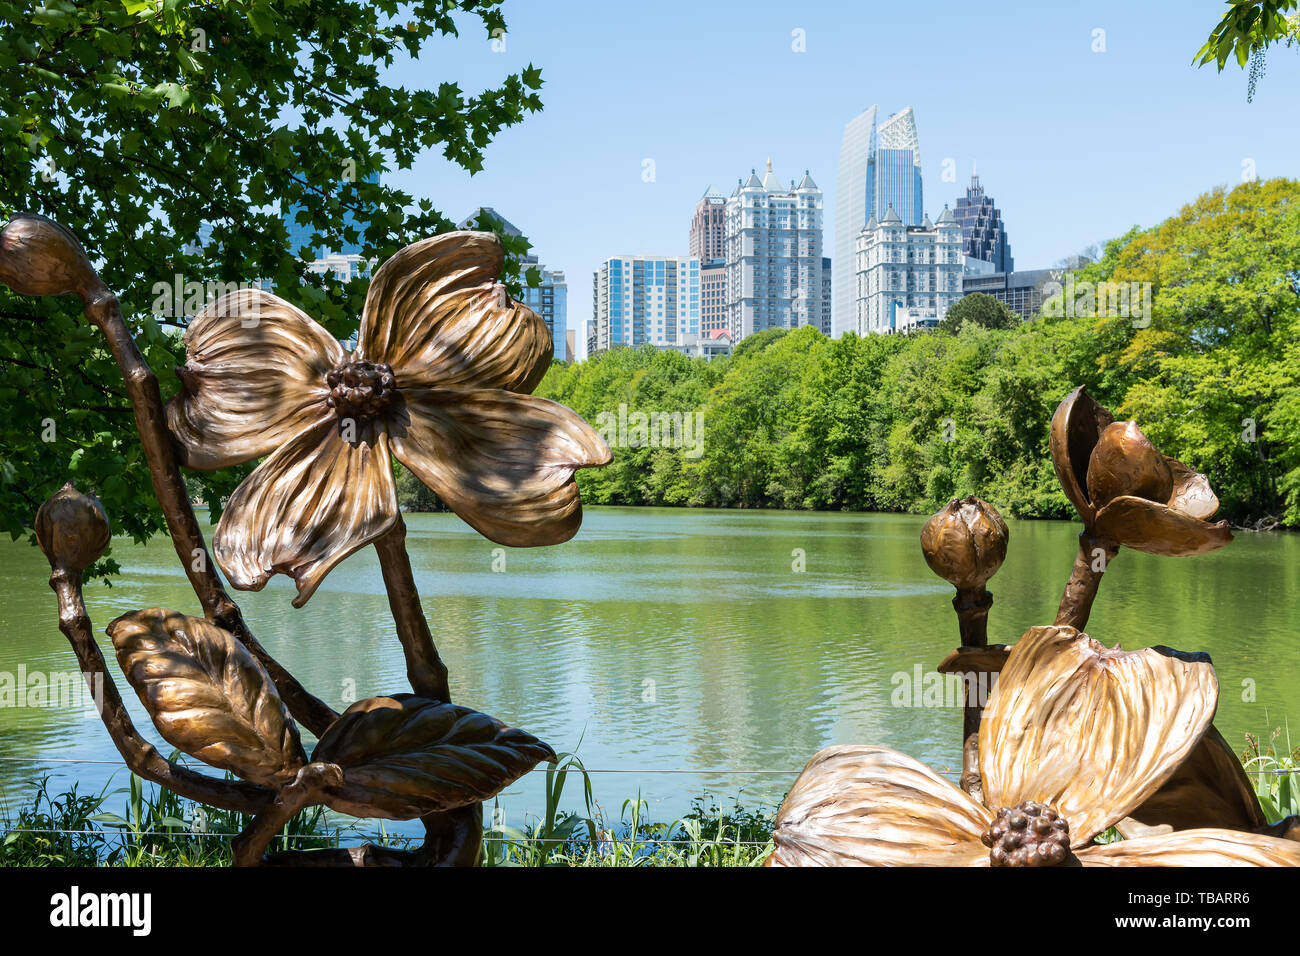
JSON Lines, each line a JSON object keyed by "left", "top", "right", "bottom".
{"left": 0, "top": 753, "right": 776, "bottom": 867}
{"left": 3, "top": 732, "right": 1292, "bottom": 867}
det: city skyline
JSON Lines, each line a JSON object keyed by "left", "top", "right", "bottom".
{"left": 375, "top": 1, "right": 1300, "bottom": 360}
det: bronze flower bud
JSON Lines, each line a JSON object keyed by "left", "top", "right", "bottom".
{"left": 0, "top": 214, "right": 99, "bottom": 299}
{"left": 920, "top": 495, "right": 1008, "bottom": 591}
{"left": 35, "top": 483, "right": 111, "bottom": 572}
{"left": 1049, "top": 386, "right": 1231, "bottom": 557}
{"left": 1086, "top": 421, "right": 1174, "bottom": 509}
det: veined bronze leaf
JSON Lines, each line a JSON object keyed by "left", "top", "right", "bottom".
{"left": 108, "top": 609, "right": 307, "bottom": 786}
{"left": 311, "top": 695, "right": 557, "bottom": 820}
{"left": 769, "top": 746, "right": 991, "bottom": 867}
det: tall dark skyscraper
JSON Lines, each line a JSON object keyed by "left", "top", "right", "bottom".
{"left": 953, "top": 169, "right": 1013, "bottom": 273}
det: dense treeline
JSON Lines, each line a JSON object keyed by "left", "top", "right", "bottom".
{"left": 536, "top": 179, "right": 1300, "bottom": 526}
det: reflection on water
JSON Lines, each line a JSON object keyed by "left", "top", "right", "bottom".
{"left": 1, "top": 507, "right": 1296, "bottom": 839}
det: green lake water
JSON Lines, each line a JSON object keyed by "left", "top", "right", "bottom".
{"left": 1, "top": 506, "right": 1296, "bottom": 837}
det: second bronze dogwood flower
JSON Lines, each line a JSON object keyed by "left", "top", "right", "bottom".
{"left": 167, "top": 232, "right": 611, "bottom": 607}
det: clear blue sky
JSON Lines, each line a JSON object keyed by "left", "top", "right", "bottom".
{"left": 383, "top": 0, "right": 1300, "bottom": 359}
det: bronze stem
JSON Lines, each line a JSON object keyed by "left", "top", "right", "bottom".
{"left": 231, "top": 762, "right": 342, "bottom": 866}
{"left": 373, "top": 515, "right": 450, "bottom": 702}
{"left": 372, "top": 515, "right": 472, "bottom": 862}
{"left": 49, "top": 563, "right": 273, "bottom": 815}
{"left": 76, "top": 282, "right": 338, "bottom": 736}
{"left": 1055, "top": 532, "right": 1119, "bottom": 631}
{"left": 952, "top": 587, "right": 992, "bottom": 797}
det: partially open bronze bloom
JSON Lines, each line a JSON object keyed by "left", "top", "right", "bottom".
{"left": 768, "top": 626, "right": 1300, "bottom": 867}
{"left": 1050, "top": 386, "right": 1231, "bottom": 557}
{"left": 166, "top": 233, "right": 612, "bottom": 607}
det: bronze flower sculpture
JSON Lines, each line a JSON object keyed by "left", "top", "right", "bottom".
{"left": 4, "top": 214, "right": 607, "bottom": 866}
{"left": 166, "top": 233, "right": 610, "bottom": 607}
{"left": 770, "top": 385, "right": 1297, "bottom": 866}
{"left": 1051, "top": 385, "right": 1231, "bottom": 559}
{"left": 770, "top": 626, "right": 1300, "bottom": 867}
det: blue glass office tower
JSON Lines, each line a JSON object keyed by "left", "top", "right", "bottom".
{"left": 834, "top": 106, "right": 923, "bottom": 334}
{"left": 284, "top": 172, "right": 380, "bottom": 259}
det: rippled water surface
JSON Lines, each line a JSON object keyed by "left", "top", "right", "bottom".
{"left": 1, "top": 507, "right": 1295, "bottom": 836}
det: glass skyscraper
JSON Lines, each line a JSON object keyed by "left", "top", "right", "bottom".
{"left": 834, "top": 106, "right": 924, "bottom": 335}
{"left": 284, "top": 172, "right": 380, "bottom": 260}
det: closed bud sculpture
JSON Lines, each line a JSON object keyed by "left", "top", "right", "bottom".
{"left": 920, "top": 495, "right": 1008, "bottom": 592}
{"left": 0, "top": 213, "right": 100, "bottom": 299}
{"left": 35, "top": 483, "right": 111, "bottom": 572}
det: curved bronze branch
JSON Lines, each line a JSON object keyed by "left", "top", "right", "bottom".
{"left": 1055, "top": 533, "right": 1119, "bottom": 631}
{"left": 76, "top": 281, "right": 338, "bottom": 736}
{"left": 49, "top": 564, "right": 273, "bottom": 815}
{"left": 373, "top": 516, "right": 450, "bottom": 702}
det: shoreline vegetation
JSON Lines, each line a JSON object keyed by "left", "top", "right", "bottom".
{"left": 521, "top": 180, "right": 1300, "bottom": 531}
{"left": 2, "top": 730, "right": 1293, "bottom": 867}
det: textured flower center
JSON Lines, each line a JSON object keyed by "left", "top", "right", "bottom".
{"left": 326, "top": 361, "right": 396, "bottom": 422}
{"left": 982, "top": 800, "right": 1071, "bottom": 867}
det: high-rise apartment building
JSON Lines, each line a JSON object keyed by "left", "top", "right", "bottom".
{"left": 520, "top": 269, "right": 566, "bottom": 359}
{"left": 592, "top": 255, "right": 700, "bottom": 354}
{"left": 821, "top": 257, "right": 832, "bottom": 336}
{"left": 855, "top": 205, "right": 963, "bottom": 334}
{"left": 690, "top": 186, "right": 727, "bottom": 262}
{"left": 834, "top": 106, "right": 924, "bottom": 335}
{"left": 724, "top": 161, "right": 824, "bottom": 341}
{"left": 953, "top": 169, "right": 1013, "bottom": 273}
{"left": 700, "top": 258, "right": 727, "bottom": 335}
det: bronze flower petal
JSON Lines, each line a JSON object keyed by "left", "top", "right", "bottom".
{"left": 356, "top": 232, "right": 552, "bottom": 394}
{"left": 769, "top": 745, "right": 992, "bottom": 867}
{"left": 214, "top": 418, "right": 398, "bottom": 607}
{"left": 166, "top": 289, "right": 343, "bottom": 470}
{"left": 1166, "top": 457, "right": 1221, "bottom": 520}
{"left": 1077, "top": 828, "right": 1300, "bottom": 866}
{"left": 1092, "top": 496, "right": 1233, "bottom": 557}
{"left": 979, "top": 625, "right": 1218, "bottom": 846}
{"left": 389, "top": 388, "right": 611, "bottom": 548}
{"left": 1049, "top": 385, "right": 1114, "bottom": 525}
{"left": 1128, "top": 725, "right": 1267, "bottom": 832}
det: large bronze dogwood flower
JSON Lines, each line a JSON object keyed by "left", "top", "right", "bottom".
{"left": 167, "top": 233, "right": 610, "bottom": 607}
{"left": 769, "top": 625, "right": 1300, "bottom": 867}
{"left": 1050, "top": 386, "right": 1231, "bottom": 556}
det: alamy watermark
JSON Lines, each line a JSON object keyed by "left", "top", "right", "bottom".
{"left": 891, "top": 665, "right": 998, "bottom": 710}
{"left": 594, "top": 403, "right": 705, "bottom": 459}
{"left": 151, "top": 274, "right": 265, "bottom": 325}
{"left": 1041, "top": 274, "right": 1153, "bottom": 327}
{"left": 0, "top": 665, "right": 104, "bottom": 717}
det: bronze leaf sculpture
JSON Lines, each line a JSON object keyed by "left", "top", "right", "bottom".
{"left": 4, "top": 212, "right": 608, "bottom": 866}
{"left": 770, "top": 387, "right": 1299, "bottom": 866}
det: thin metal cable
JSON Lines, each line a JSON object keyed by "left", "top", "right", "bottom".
{"left": 0, "top": 755, "right": 1293, "bottom": 774}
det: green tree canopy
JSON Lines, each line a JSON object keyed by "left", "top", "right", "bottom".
{"left": 536, "top": 179, "right": 1300, "bottom": 528}
{"left": 937, "top": 292, "right": 1021, "bottom": 334}
{"left": 1195, "top": 0, "right": 1300, "bottom": 100}
{"left": 0, "top": 0, "right": 542, "bottom": 576}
